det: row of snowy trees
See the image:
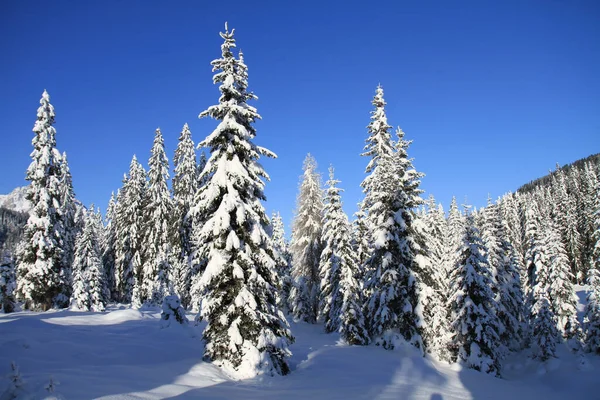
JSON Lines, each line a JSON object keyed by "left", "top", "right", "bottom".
{"left": 283, "top": 86, "right": 600, "bottom": 375}
{"left": 4, "top": 23, "right": 600, "bottom": 378}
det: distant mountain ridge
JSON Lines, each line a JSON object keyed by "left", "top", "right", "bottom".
{"left": 517, "top": 153, "right": 600, "bottom": 194}
{"left": 0, "top": 186, "right": 30, "bottom": 214}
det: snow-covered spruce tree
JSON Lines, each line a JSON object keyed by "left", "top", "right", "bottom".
{"left": 417, "top": 195, "right": 452, "bottom": 361}
{"left": 523, "top": 201, "right": 548, "bottom": 328}
{"left": 361, "top": 88, "right": 424, "bottom": 351}
{"left": 171, "top": 123, "right": 198, "bottom": 308}
{"left": 448, "top": 211, "right": 502, "bottom": 375}
{"left": 140, "top": 128, "right": 173, "bottom": 307}
{"left": 190, "top": 24, "right": 293, "bottom": 377}
{"left": 57, "top": 151, "right": 77, "bottom": 282}
{"left": 16, "top": 90, "right": 71, "bottom": 310}
{"left": 289, "top": 154, "right": 324, "bottom": 323}
{"left": 271, "top": 211, "right": 292, "bottom": 313}
{"left": 113, "top": 156, "right": 147, "bottom": 304}
{"left": 102, "top": 192, "right": 117, "bottom": 301}
{"left": 584, "top": 189, "right": 600, "bottom": 353}
{"left": 552, "top": 167, "right": 583, "bottom": 282}
{"left": 578, "top": 162, "right": 599, "bottom": 278}
{"left": 351, "top": 207, "right": 370, "bottom": 283}
{"left": 318, "top": 167, "right": 347, "bottom": 332}
{"left": 447, "top": 196, "right": 465, "bottom": 269}
{"left": 531, "top": 294, "right": 559, "bottom": 361}
{"left": 70, "top": 206, "right": 106, "bottom": 311}
{"left": 543, "top": 220, "right": 582, "bottom": 348}
{"left": 481, "top": 197, "right": 523, "bottom": 351}
{"left": 0, "top": 253, "right": 16, "bottom": 313}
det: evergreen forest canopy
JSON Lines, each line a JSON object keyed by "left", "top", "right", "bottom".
{"left": 1, "top": 24, "right": 599, "bottom": 379}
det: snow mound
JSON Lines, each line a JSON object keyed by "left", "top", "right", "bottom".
{"left": 41, "top": 309, "right": 146, "bottom": 326}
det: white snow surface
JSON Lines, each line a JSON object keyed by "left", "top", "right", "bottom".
{"left": 1, "top": 289, "right": 599, "bottom": 399}
{"left": 0, "top": 187, "right": 30, "bottom": 213}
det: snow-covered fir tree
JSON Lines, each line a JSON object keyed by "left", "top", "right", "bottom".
{"left": 70, "top": 206, "right": 106, "bottom": 312}
{"left": 318, "top": 167, "right": 348, "bottom": 332}
{"left": 171, "top": 123, "right": 198, "bottom": 308}
{"left": 417, "top": 195, "right": 452, "bottom": 361}
{"left": 16, "top": 90, "right": 72, "bottom": 310}
{"left": 351, "top": 207, "right": 370, "bottom": 283}
{"left": 190, "top": 24, "right": 293, "bottom": 377}
{"left": 140, "top": 128, "right": 173, "bottom": 307}
{"left": 531, "top": 293, "right": 559, "bottom": 361}
{"left": 543, "top": 220, "right": 582, "bottom": 348}
{"left": 289, "top": 154, "right": 323, "bottom": 323}
{"left": 448, "top": 211, "right": 502, "bottom": 375}
{"left": 271, "top": 211, "right": 292, "bottom": 312}
{"left": 447, "top": 196, "right": 465, "bottom": 269}
{"left": 481, "top": 197, "right": 523, "bottom": 351}
{"left": 0, "top": 253, "right": 16, "bottom": 313}
{"left": 113, "top": 156, "right": 146, "bottom": 304}
{"left": 102, "top": 192, "right": 117, "bottom": 301}
{"left": 584, "top": 187, "right": 600, "bottom": 353}
{"left": 57, "top": 151, "right": 77, "bottom": 280}
{"left": 361, "top": 88, "right": 423, "bottom": 350}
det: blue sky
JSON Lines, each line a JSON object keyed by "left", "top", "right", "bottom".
{"left": 1, "top": 0, "right": 598, "bottom": 232}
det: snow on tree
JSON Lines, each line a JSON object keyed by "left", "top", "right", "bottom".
{"left": 531, "top": 294, "right": 558, "bottom": 361}
{"left": 271, "top": 211, "right": 292, "bottom": 313}
{"left": 190, "top": 24, "right": 293, "bottom": 377}
{"left": 102, "top": 192, "right": 117, "bottom": 301}
{"left": 0, "top": 253, "right": 16, "bottom": 313}
{"left": 578, "top": 162, "right": 599, "bottom": 278}
{"left": 171, "top": 123, "right": 198, "bottom": 309}
{"left": 360, "top": 87, "right": 424, "bottom": 351}
{"left": 417, "top": 195, "right": 452, "bottom": 361}
{"left": 543, "top": 221, "right": 582, "bottom": 347}
{"left": 140, "top": 128, "right": 173, "bottom": 307}
{"left": 289, "top": 154, "right": 323, "bottom": 323}
{"left": 448, "top": 211, "right": 502, "bottom": 375}
{"left": 481, "top": 197, "right": 523, "bottom": 351}
{"left": 318, "top": 167, "right": 347, "bottom": 332}
{"left": 351, "top": 207, "right": 370, "bottom": 285}
{"left": 447, "top": 196, "right": 465, "bottom": 270}
{"left": 160, "top": 295, "right": 189, "bottom": 328}
{"left": 70, "top": 206, "right": 106, "bottom": 312}
{"left": 57, "top": 151, "right": 77, "bottom": 282}
{"left": 113, "top": 156, "right": 147, "bottom": 304}
{"left": 585, "top": 184, "right": 600, "bottom": 353}
{"left": 16, "top": 90, "right": 72, "bottom": 310}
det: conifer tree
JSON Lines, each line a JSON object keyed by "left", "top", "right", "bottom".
{"left": 318, "top": 167, "right": 347, "bottom": 332}
{"left": 448, "top": 211, "right": 501, "bottom": 375}
{"left": 70, "top": 206, "right": 106, "bottom": 311}
{"left": 271, "top": 211, "right": 292, "bottom": 312}
{"left": 57, "top": 151, "right": 77, "bottom": 279}
{"left": 102, "top": 192, "right": 117, "bottom": 301}
{"left": 16, "top": 91, "right": 71, "bottom": 310}
{"left": 140, "top": 128, "right": 173, "bottom": 306}
{"left": 351, "top": 207, "right": 370, "bottom": 283}
{"left": 289, "top": 154, "right": 323, "bottom": 323}
{"left": 418, "top": 195, "right": 452, "bottom": 360}
{"left": 584, "top": 184, "right": 600, "bottom": 353}
{"left": 190, "top": 24, "right": 293, "bottom": 377}
{"left": 0, "top": 253, "right": 16, "bottom": 313}
{"left": 172, "top": 123, "right": 198, "bottom": 308}
{"left": 531, "top": 294, "right": 558, "bottom": 361}
{"left": 114, "top": 156, "right": 146, "bottom": 304}
{"left": 361, "top": 87, "right": 423, "bottom": 351}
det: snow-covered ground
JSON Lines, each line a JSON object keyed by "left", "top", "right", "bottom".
{"left": 1, "top": 293, "right": 599, "bottom": 399}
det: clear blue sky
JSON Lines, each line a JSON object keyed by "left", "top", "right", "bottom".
{"left": 1, "top": 0, "right": 599, "bottom": 233}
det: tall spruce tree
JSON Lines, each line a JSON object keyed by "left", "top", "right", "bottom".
{"left": 140, "top": 128, "right": 173, "bottom": 306}
{"left": 271, "top": 212, "right": 292, "bottom": 313}
{"left": 361, "top": 87, "right": 423, "bottom": 351}
{"left": 172, "top": 123, "right": 198, "bottom": 308}
{"left": 289, "top": 154, "right": 323, "bottom": 323}
{"left": 318, "top": 167, "right": 347, "bottom": 332}
{"left": 190, "top": 24, "right": 293, "bottom": 377}
{"left": 70, "top": 206, "right": 106, "bottom": 312}
{"left": 0, "top": 253, "right": 16, "bottom": 313}
{"left": 584, "top": 183, "right": 600, "bottom": 353}
{"left": 16, "top": 90, "right": 72, "bottom": 310}
{"left": 448, "top": 211, "right": 502, "bottom": 375}
{"left": 114, "top": 156, "right": 146, "bottom": 304}
{"left": 102, "top": 192, "right": 117, "bottom": 301}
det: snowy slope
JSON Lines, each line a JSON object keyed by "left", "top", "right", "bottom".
{"left": 0, "top": 187, "right": 30, "bottom": 214}
{"left": 0, "top": 292, "right": 599, "bottom": 399}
